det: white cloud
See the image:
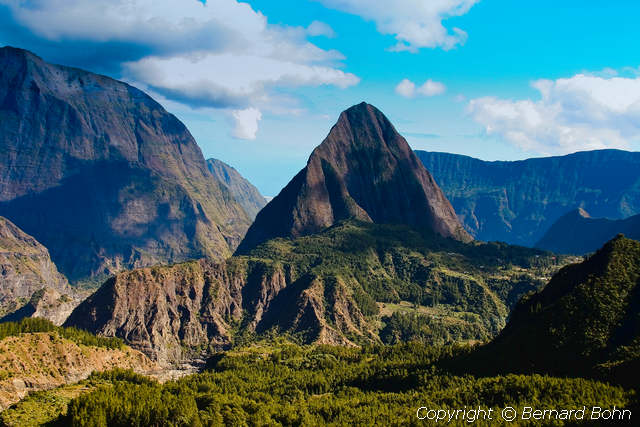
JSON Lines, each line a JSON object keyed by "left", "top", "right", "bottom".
{"left": 1, "top": 0, "right": 359, "bottom": 137}
{"left": 467, "top": 73, "right": 640, "bottom": 154}
{"left": 315, "top": 0, "right": 479, "bottom": 51}
{"left": 307, "top": 21, "right": 336, "bottom": 38}
{"left": 395, "top": 78, "right": 446, "bottom": 98}
{"left": 231, "top": 108, "right": 262, "bottom": 140}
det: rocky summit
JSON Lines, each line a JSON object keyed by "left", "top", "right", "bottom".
{"left": 0, "top": 47, "right": 251, "bottom": 284}
{"left": 237, "top": 102, "right": 471, "bottom": 253}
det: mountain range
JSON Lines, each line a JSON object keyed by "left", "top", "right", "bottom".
{"left": 0, "top": 46, "right": 254, "bottom": 285}
{"left": 416, "top": 150, "right": 640, "bottom": 247}
{"left": 64, "top": 104, "right": 568, "bottom": 366}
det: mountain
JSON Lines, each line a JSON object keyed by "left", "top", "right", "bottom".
{"left": 474, "top": 235, "right": 640, "bottom": 385}
{"left": 415, "top": 150, "right": 640, "bottom": 246}
{"left": 0, "top": 216, "right": 77, "bottom": 323}
{"left": 0, "top": 47, "right": 251, "bottom": 284}
{"left": 206, "top": 158, "right": 267, "bottom": 220}
{"left": 237, "top": 103, "right": 471, "bottom": 253}
{"left": 66, "top": 220, "right": 566, "bottom": 366}
{"left": 536, "top": 208, "right": 640, "bottom": 254}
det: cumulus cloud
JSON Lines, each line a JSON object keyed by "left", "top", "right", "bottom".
{"left": 307, "top": 21, "right": 336, "bottom": 38}
{"left": 395, "top": 78, "right": 446, "bottom": 98}
{"left": 467, "top": 73, "right": 640, "bottom": 154}
{"left": 0, "top": 0, "right": 359, "bottom": 139}
{"left": 231, "top": 108, "right": 262, "bottom": 140}
{"left": 315, "top": 0, "right": 479, "bottom": 51}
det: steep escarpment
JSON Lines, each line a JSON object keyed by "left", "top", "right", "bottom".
{"left": 0, "top": 216, "right": 76, "bottom": 322}
{"left": 416, "top": 150, "right": 640, "bottom": 246}
{"left": 237, "top": 103, "right": 470, "bottom": 253}
{"left": 536, "top": 208, "right": 640, "bottom": 254}
{"left": 66, "top": 221, "right": 566, "bottom": 365}
{"left": 207, "top": 158, "right": 266, "bottom": 220}
{"left": 0, "top": 47, "right": 251, "bottom": 284}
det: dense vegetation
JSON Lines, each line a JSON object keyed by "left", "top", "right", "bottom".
{"left": 0, "top": 318, "right": 123, "bottom": 350}
{"left": 468, "top": 235, "right": 640, "bottom": 387}
{"left": 29, "top": 341, "right": 633, "bottom": 426}
{"left": 239, "top": 220, "right": 575, "bottom": 344}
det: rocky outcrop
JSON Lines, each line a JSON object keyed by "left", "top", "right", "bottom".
{"left": 535, "top": 208, "right": 640, "bottom": 254}
{"left": 416, "top": 149, "right": 640, "bottom": 246}
{"left": 237, "top": 103, "right": 470, "bottom": 253}
{"left": 0, "top": 332, "right": 157, "bottom": 410}
{"left": 0, "top": 46, "right": 251, "bottom": 284}
{"left": 207, "top": 158, "right": 267, "bottom": 220}
{"left": 0, "top": 216, "right": 76, "bottom": 322}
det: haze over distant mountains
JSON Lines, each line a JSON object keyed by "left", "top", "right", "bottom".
{"left": 238, "top": 102, "right": 471, "bottom": 253}
{"left": 536, "top": 208, "right": 640, "bottom": 254}
{"left": 416, "top": 150, "right": 640, "bottom": 247}
{"left": 0, "top": 47, "right": 253, "bottom": 284}
{"left": 206, "top": 158, "right": 267, "bottom": 220}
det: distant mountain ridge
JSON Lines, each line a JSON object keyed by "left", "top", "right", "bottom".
{"left": 0, "top": 46, "right": 251, "bottom": 284}
{"left": 416, "top": 149, "right": 640, "bottom": 247}
{"left": 206, "top": 158, "right": 266, "bottom": 220}
{"left": 238, "top": 103, "right": 470, "bottom": 253}
{"left": 536, "top": 209, "right": 640, "bottom": 254}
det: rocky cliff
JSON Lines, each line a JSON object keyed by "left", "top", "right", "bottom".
{"left": 535, "top": 208, "right": 640, "bottom": 254}
{"left": 237, "top": 103, "right": 470, "bottom": 253}
{"left": 0, "top": 46, "right": 251, "bottom": 284}
{"left": 416, "top": 150, "right": 640, "bottom": 246}
{"left": 206, "top": 158, "right": 266, "bottom": 220}
{"left": 66, "top": 220, "right": 566, "bottom": 366}
{"left": 0, "top": 216, "right": 76, "bottom": 322}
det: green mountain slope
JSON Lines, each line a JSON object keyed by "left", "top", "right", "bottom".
{"left": 474, "top": 235, "right": 640, "bottom": 386}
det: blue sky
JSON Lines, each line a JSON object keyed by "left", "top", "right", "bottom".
{"left": 2, "top": 0, "right": 640, "bottom": 195}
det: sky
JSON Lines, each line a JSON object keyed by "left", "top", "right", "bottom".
{"left": 2, "top": 0, "right": 640, "bottom": 196}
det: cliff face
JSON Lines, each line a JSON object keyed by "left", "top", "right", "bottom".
{"left": 206, "top": 158, "right": 267, "bottom": 220}
{"left": 535, "top": 209, "right": 640, "bottom": 254}
{"left": 66, "top": 221, "right": 564, "bottom": 366}
{"left": 0, "top": 47, "right": 251, "bottom": 284}
{"left": 237, "top": 103, "right": 470, "bottom": 253}
{"left": 416, "top": 150, "right": 640, "bottom": 246}
{"left": 0, "top": 216, "right": 75, "bottom": 322}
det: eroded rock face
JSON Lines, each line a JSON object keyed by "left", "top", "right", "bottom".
{"left": 237, "top": 102, "right": 471, "bottom": 253}
{"left": 0, "top": 332, "right": 157, "bottom": 410}
{"left": 0, "top": 216, "right": 75, "bottom": 322}
{"left": 0, "top": 47, "right": 251, "bottom": 284}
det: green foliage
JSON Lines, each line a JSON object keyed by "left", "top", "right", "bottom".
{"left": 239, "top": 220, "right": 569, "bottom": 344}
{"left": 0, "top": 318, "right": 123, "bottom": 350}
{"left": 55, "top": 342, "right": 636, "bottom": 426}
